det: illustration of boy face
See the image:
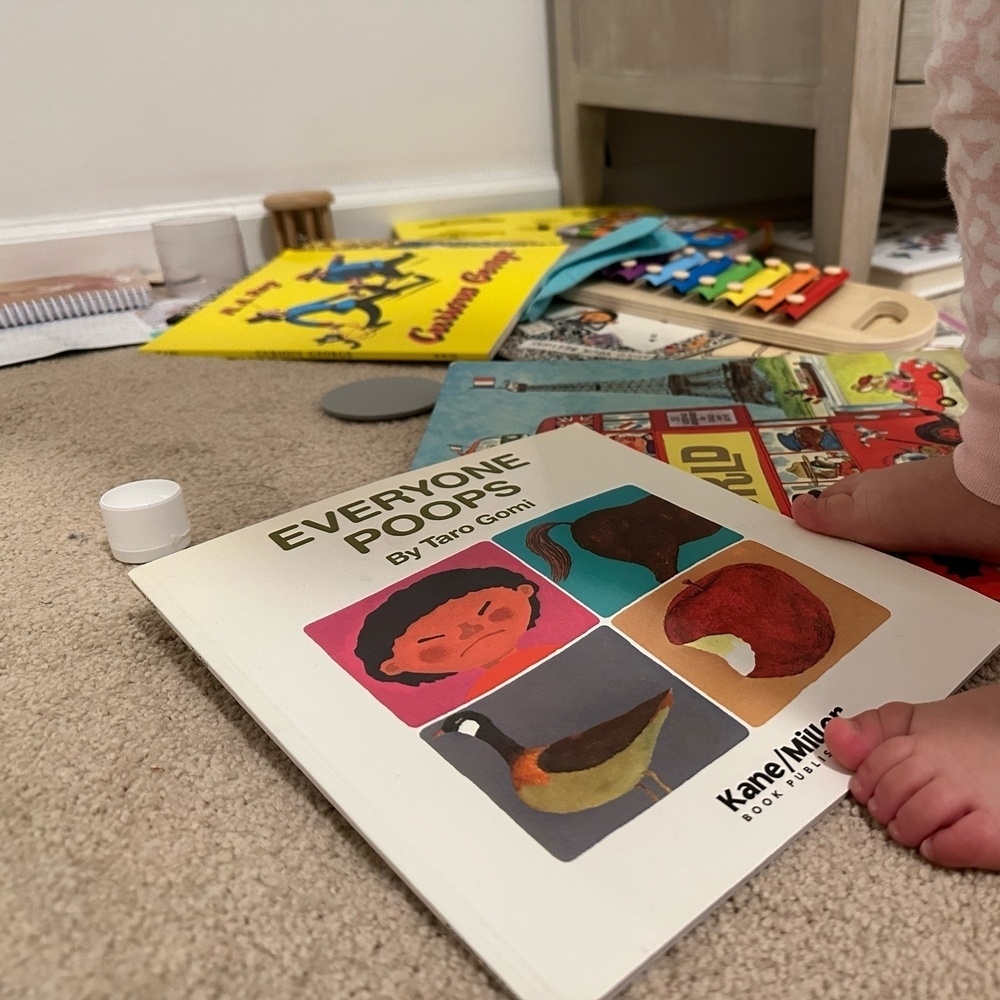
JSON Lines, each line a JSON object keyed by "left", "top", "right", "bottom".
{"left": 380, "top": 583, "right": 537, "bottom": 678}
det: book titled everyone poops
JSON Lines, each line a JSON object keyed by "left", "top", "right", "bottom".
{"left": 128, "top": 425, "right": 1000, "bottom": 1000}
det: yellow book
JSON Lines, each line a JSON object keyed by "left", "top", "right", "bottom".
{"left": 140, "top": 242, "right": 566, "bottom": 362}
{"left": 391, "top": 206, "right": 654, "bottom": 243}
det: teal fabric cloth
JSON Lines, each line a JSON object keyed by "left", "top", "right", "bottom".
{"left": 521, "top": 216, "right": 687, "bottom": 321}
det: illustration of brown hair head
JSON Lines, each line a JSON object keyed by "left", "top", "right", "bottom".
{"left": 355, "top": 565, "right": 542, "bottom": 686}
{"left": 524, "top": 495, "right": 720, "bottom": 583}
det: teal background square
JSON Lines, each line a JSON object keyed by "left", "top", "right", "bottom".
{"left": 494, "top": 484, "right": 741, "bottom": 616}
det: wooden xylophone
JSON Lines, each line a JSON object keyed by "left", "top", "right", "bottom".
{"left": 560, "top": 247, "right": 939, "bottom": 354}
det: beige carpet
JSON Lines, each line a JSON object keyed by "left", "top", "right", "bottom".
{"left": 4, "top": 346, "right": 1000, "bottom": 1000}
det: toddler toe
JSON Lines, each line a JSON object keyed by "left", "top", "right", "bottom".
{"left": 790, "top": 485, "right": 862, "bottom": 539}
{"left": 862, "top": 754, "right": 936, "bottom": 826}
{"left": 921, "top": 811, "right": 1000, "bottom": 871}
{"left": 842, "top": 709, "right": 917, "bottom": 799}
{"left": 826, "top": 702, "right": 913, "bottom": 775}
{"left": 885, "top": 776, "right": 966, "bottom": 849}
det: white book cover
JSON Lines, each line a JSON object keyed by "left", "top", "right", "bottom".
{"left": 773, "top": 210, "right": 961, "bottom": 276}
{"left": 129, "top": 425, "right": 1000, "bottom": 1000}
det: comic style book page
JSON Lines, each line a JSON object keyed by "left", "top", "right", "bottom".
{"left": 411, "top": 351, "right": 967, "bottom": 468}
{"left": 411, "top": 351, "right": 996, "bottom": 599}
{"left": 140, "top": 242, "right": 566, "bottom": 361}
{"left": 410, "top": 357, "right": 795, "bottom": 469}
{"left": 498, "top": 300, "right": 743, "bottom": 362}
{"left": 497, "top": 299, "right": 820, "bottom": 362}
{"left": 129, "top": 425, "right": 1000, "bottom": 1000}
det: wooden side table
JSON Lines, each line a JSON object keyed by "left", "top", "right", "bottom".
{"left": 548, "top": 0, "right": 936, "bottom": 280}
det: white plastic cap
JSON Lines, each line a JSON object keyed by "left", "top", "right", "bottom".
{"left": 99, "top": 479, "right": 191, "bottom": 563}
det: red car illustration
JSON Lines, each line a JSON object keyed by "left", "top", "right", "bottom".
{"left": 854, "top": 358, "right": 959, "bottom": 412}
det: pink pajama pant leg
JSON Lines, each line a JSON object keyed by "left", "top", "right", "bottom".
{"left": 926, "top": 0, "right": 1000, "bottom": 503}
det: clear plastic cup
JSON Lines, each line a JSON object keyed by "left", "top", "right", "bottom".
{"left": 151, "top": 213, "right": 249, "bottom": 301}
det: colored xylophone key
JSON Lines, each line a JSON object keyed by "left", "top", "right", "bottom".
{"left": 602, "top": 255, "right": 669, "bottom": 282}
{"left": 780, "top": 265, "right": 850, "bottom": 320}
{"left": 643, "top": 248, "right": 708, "bottom": 287}
{"left": 669, "top": 251, "right": 733, "bottom": 294}
{"left": 717, "top": 257, "right": 792, "bottom": 307}
{"left": 750, "top": 262, "right": 821, "bottom": 312}
{"left": 695, "top": 254, "right": 762, "bottom": 301}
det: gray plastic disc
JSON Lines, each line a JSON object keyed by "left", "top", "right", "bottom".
{"left": 320, "top": 376, "right": 441, "bottom": 421}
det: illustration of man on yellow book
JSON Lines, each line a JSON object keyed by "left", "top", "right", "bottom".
{"left": 297, "top": 251, "right": 421, "bottom": 285}
{"left": 247, "top": 270, "right": 434, "bottom": 342}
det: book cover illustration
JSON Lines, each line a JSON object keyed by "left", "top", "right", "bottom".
{"left": 140, "top": 242, "right": 566, "bottom": 361}
{"left": 391, "top": 205, "right": 654, "bottom": 243}
{"left": 305, "top": 541, "right": 600, "bottom": 727}
{"left": 557, "top": 212, "right": 772, "bottom": 254}
{"left": 869, "top": 212, "right": 961, "bottom": 274}
{"left": 424, "top": 625, "right": 750, "bottom": 862}
{"left": 128, "top": 426, "right": 1000, "bottom": 1000}
{"left": 391, "top": 207, "right": 770, "bottom": 254}
{"left": 499, "top": 299, "right": 741, "bottom": 361}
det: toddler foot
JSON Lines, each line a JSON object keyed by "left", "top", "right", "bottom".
{"left": 824, "top": 686, "right": 1000, "bottom": 870}
{"left": 790, "top": 454, "right": 1000, "bottom": 563}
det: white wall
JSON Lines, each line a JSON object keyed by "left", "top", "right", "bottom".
{"left": 0, "top": 0, "right": 559, "bottom": 279}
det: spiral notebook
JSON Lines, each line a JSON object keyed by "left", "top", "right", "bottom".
{"left": 0, "top": 270, "right": 153, "bottom": 329}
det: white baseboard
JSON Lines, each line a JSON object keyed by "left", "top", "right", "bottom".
{"left": 0, "top": 171, "right": 562, "bottom": 282}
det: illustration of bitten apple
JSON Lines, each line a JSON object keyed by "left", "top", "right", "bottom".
{"left": 663, "top": 562, "right": 835, "bottom": 678}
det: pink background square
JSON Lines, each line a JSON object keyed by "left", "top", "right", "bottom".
{"left": 304, "top": 542, "right": 598, "bottom": 726}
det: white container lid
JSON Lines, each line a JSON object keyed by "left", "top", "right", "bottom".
{"left": 99, "top": 479, "right": 191, "bottom": 563}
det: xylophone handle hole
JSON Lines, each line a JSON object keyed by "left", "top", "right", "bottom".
{"left": 854, "top": 300, "right": 908, "bottom": 331}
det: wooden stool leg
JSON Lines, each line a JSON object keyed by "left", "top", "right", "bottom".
{"left": 281, "top": 213, "right": 298, "bottom": 250}
{"left": 269, "top": 215, "right": 285, "bottom": 251}
{"left": 303, "top": 210, "right": 317, "bottom": 243}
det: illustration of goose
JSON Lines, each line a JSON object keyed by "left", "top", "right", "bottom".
{"left": 437, "top": 688, "right": 675, "bottom": 813}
